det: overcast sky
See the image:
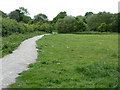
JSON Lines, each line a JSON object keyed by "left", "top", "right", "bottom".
{"left": 0, "top": 0, "right": 119, "bottom": 20}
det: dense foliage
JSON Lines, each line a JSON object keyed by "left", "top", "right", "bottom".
{"left": 2, "top": 18, "right": 35, "bottom": 36}
{"left": 52, "top": 11, "right": 67, "bottom": 23}
{"left": 55, "top": 16, "right": 87, "bottom": 33}
{"left": 0, "top": 7, "right": 54, "bottom": 37}
{"left": 0, "top": 10, "right": 8, "bottom": 18}
{"left": 0, "top": 7, "right": 119, "bottom": 37}
{"left": 33, "top": 13, "right": 48, "bottom": 24}
{"left": 85, "top": 12, "right": 118, "bottom": 32}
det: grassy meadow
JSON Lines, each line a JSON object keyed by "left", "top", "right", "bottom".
{"left": 9, "top": 34, "right": 118, "bottom": 88}
{"left": 1, "top": 31, "right": 46, "bottom": 57}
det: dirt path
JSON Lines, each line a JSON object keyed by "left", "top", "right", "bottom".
{"left": 0, "top": 34, "right": 46, "bottom": 88}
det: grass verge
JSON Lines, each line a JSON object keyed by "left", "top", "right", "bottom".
{"left": 9, "top": 34, "right": 118, "bottom": 88}
{"left": 1, "top": 31, "right": 46, "bottom": 57}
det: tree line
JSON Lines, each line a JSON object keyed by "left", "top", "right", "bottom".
{"left": 0, "top": 7, "right": 119, "bottom": 36}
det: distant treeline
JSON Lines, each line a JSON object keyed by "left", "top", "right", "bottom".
{"left": 0, "top": 7, "right": 119, "bottom": 36}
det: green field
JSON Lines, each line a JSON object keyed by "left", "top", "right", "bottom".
{"left": 9, "top": 34, "right": 118, "bottom": 88}
{"left": 1, "top": 31, "right": 46, "bottom": 57}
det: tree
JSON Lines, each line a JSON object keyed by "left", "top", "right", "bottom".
{"left": 22, "top": 16, "right": 32, "bottom": 23}
{"left": 19, "top": 7, "right": 30, "bottom": 23}
{"left": 9, "top": 9, "right": 21, "bottom": 22}
{"left": 55, "top": 16, "right": 75, "bottom": 33}
{"left": 0, "top": 10, "right": 7, "bottom": 18}
{"left": 19, "top": 7, "right": 29, "bottom": 16}
{"left": 108, "top": 14, "right": 118, "bottom": 32}
{"left": 9, "top": 7, "right": 30, "bottom": 23}
{"left": 52, "top": 11, "right": 67, "bottom": 23}
{"left": 85, "top": 12, "right": 93, "bottom": 17}
{"left": 2, "top": 18, "right": 20, "bottom": 36}
{"left": 33, "top": 13, "right": 48, "bottom": 23}
{"left": 40, "top": 23, "right": 53, "bottom": 33}
{"left": 74, "top": 17, "right": 87, "bottom": 32}
{"left": 118, "top": 13, "right": 120, "bottom": 33}
{"left": 98, "top": 23, "right": 108, "bottom": 32}
{"left": 86, "top": 12, "right": 113, "bottom": 31}
{"left": 55, "top": 16, "right": 87, "bottom": 33}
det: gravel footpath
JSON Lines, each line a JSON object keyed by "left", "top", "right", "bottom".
{"left": 0, "top": 34, "right": 46, "bottom": 88}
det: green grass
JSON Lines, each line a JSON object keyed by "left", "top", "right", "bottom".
{"left": 9, "top": 34, "right": 118, "bottom": 88}
{"left": 61, "top": 31, "right": 118, "bottom": 35}
{"left": 1, "top": 31, "right": 46, "bottom": 57}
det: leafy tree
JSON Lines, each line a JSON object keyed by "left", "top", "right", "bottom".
{"left": 55, "top": 16, "right": 75, "bottom": 33}
{"left": 86, "top": 12, "right": 114, "bottom": 31}
{"left": 76, "top": 15, "right": 87, "bottom": 24}
{"left": 0, "top": 17, "right": 2, "bottom": 36}
{"left": 9, "top": 7, "right": 30, "bottom": 23}
{"left": 52, "top": 11, "right": 67, "bottom": 23}
{"left": 2, "top": 18, "right": 19, "bottom": 36}
{"left": 118, "top": 13, "right": 120, "bottom": 33}
{"left": 9, "top": 9, "right": 21, "bottom": 22}
{"left": 74, "top": 17, "right": 87, "bottom": 32}
{"left": 98, "top": 23, "right": 108, "bottom": 32}
{"left": 19, "top": 7, "right": 30, "bottom": 23}
{"left": 85, "top": 12, "right": 93, "bottom": 17}
{"left": 22, "top": 16, "right": 32, "bottom": 23}
{"left": 83, "top": 12, "right": 94, "bottom": 24}
{"left": 33, "top": 13, "right": 48, "bottom": 23}
{"left": 0, "top": 10, "right": 7, "bottom": 18}
{"left": 40, "top": 23, "right": 53, "bottom": 33}
{"left": 19, "top": 7, "right": 29, "bottom": 16}
{"left": 28, "top": 19, "right": 34, "bottom": 24}
{"left": 2, "top": 17, "right": 34, "bottom": 36}
{"left": 55, "top": 16, "right": 87, "bottom": 33}
{"left": 108, "top": 14, "right": 118, "bottom": 32}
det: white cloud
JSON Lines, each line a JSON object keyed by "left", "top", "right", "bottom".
{"left": 0, "top": 0, "right": 119, "bottom": 20}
